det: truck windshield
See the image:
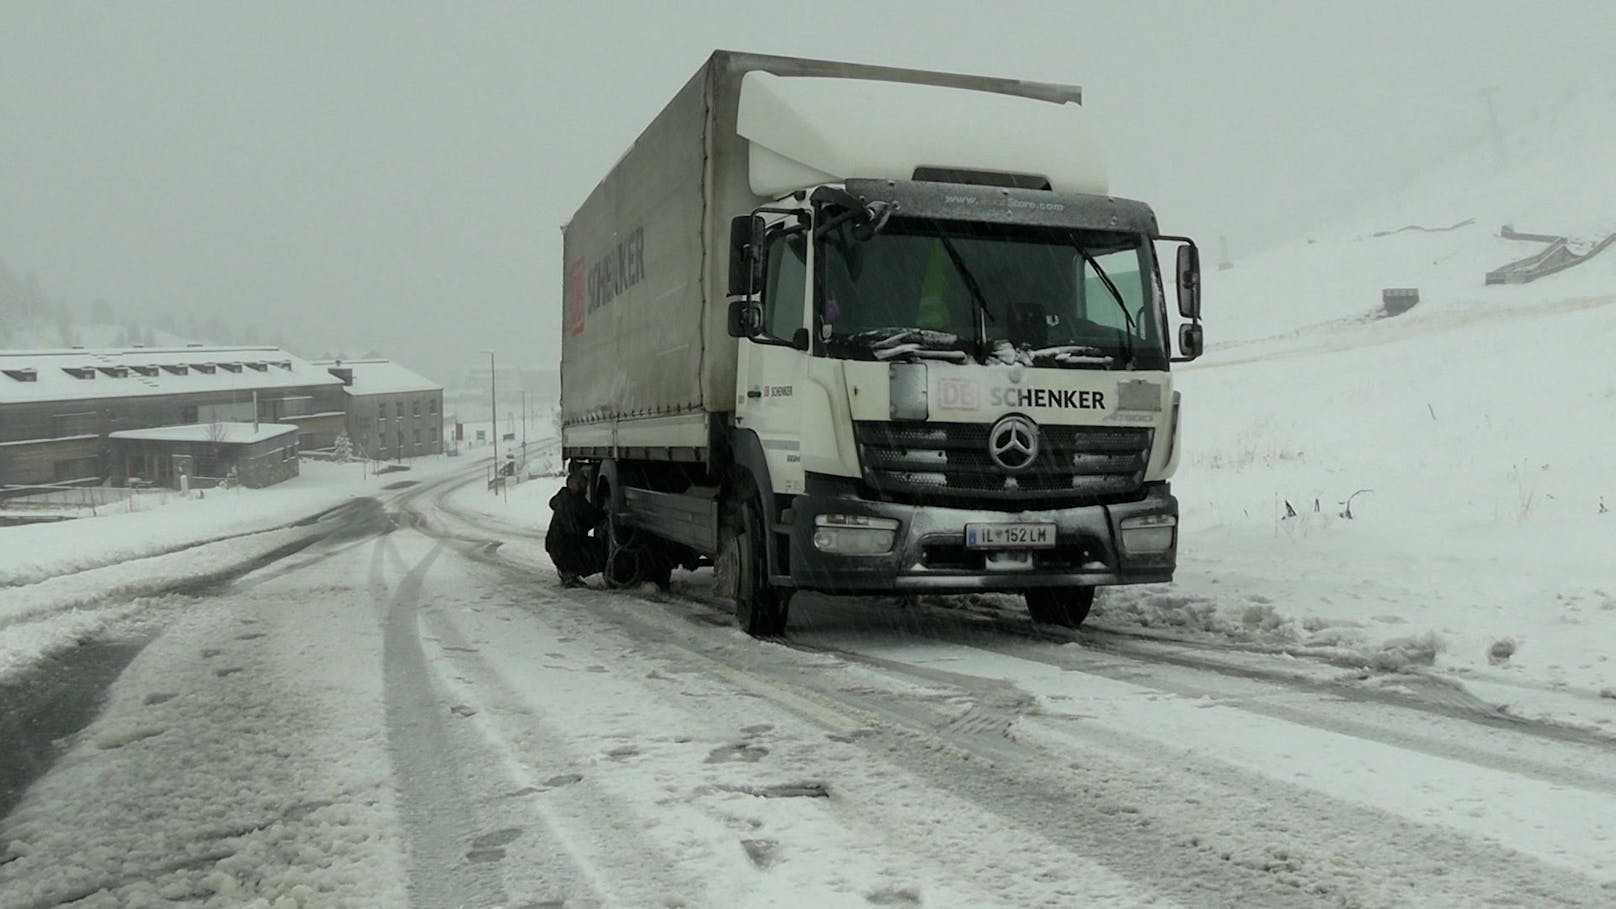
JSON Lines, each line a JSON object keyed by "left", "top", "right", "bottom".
{"left": 819, "top": 215, "right": 1166, "bottom": 369}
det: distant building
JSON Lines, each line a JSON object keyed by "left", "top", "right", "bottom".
{"left": 0, "top": 347, "right": 444, "bottom": 489}
{"left": 109, "top": 422, "right": 300, "bottom": 489}
{"left": 313, "top": 359, "right": 444, "bottom": 460}
{"left": 0, "top": 346, "right": 346, "bottom": 487}
{"left": 447, "top": 363, "right": 557, "bottom": 422}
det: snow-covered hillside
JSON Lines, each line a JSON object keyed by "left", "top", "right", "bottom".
{"left": 1, "top": 320, "right": 194, "bottom": 351}
{"left": 1117, "top": 82, "right": 1616, "bottom": 726}
{"left": 1211, "top": 81, "right": 1616, "bottom": 342}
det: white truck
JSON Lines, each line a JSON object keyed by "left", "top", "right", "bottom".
{"left": 560, "top": 51, "right": 1202, "bottom": 635}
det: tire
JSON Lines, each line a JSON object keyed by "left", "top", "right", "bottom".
{"left": 1025, "top": 586, "right": 1096, "bottom": 628}
{"left": 642, "top": 547, "right": 674, "bottom": 591}
{"left": 602, "top": 501, "right": 641, "bottom": 589}
{"left": 728, "top": 499, "right": 790, "bottom": 636}
{"left": 603, "top": 544, "right": 641, "bottom": 589}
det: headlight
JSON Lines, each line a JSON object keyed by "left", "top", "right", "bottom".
{"left": 813, "top": 514, "right": 899, "bottom": 555}
{"left": 1119, "top": 513, "right": 1176, "bottom": 554}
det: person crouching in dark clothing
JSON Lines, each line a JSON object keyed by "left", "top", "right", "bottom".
{"left": 546, "top": 469, "right": 606, "bottom": 587}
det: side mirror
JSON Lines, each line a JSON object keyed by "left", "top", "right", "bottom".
{"left": 1176, "top": 243, "right": 1201, "bottom": 320}
{"left": 728, "top": 214, "right": 764, "bottom": 297}
{"left": 728, "top": 299, "right": 761, "bottom": 338}
{"left": 1178, "top": 322, "right": 1204, "bottom": 360}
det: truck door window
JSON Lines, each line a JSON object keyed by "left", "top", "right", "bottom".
{"left": 763, "top": 230, "right": 808, "bottom": 341}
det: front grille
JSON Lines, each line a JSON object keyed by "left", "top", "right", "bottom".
{"left": 854, "top": 421, "right": 1151, "bottom": 510}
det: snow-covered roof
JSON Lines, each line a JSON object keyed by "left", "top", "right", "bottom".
{"left": 312, "top": 358, "right": 441, "bottom": 397}
{"left": 108, "top": 422, "right": 298, "bottom": 445}
{"left": 0, "top": 346, "right": 343, "bottom": 406}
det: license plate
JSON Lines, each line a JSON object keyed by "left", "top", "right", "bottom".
{"left": 965, "top": 522, "right": 1056, "bottom": 550}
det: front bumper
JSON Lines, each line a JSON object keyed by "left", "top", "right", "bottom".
{"left": 785, "top": 475, "right": 1177, "bottom": 595}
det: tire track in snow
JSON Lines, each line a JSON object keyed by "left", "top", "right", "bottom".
{"left": 406, "top": 465, "right": 1616, "bottom": 904}
{"left": 377, "top": 535, "right": 520, "bottom": 909}
{"left": 415, "top": 576, "right": 714, "bottom": 907}
{"left": 800, "top": 607, "right": 1616, "bottom": 795}
{"left": 426, "top": 565, "right": 1321, "bottom": 906}
{"left": 377, "top": 532, "right": 626, "bottom": 908}
{"left": 468, "top": 562, "right": 1616, "bottom": 903}
{"left": 421, "top": 559, "right": 1193, "bottom": 908}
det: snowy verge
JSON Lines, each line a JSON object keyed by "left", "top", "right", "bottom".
{"left": 0, "top": 560, "right": 408, "bottom": 907}
{"left": 0, "top": 457, "right": 467, "bottom": 587}
{"left": 0, "top": 526, "right": 323, "bottom": 682}
{"left": 0, "top": 457, "right": 485, "bottom": 683}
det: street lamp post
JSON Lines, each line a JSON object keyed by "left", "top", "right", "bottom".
{"left": 484, "top": 349, "right": 498, "bottom": 489}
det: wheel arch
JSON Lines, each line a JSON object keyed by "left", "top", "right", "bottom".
{"left": 724, "top": 428, "right": 785, "bottom": 577}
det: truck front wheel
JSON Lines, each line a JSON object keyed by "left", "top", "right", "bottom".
{"left": 724, "top": 500, "right": 789, "bottom": 636}
{"left": 1025, "top": 587, "right": 1096, "bottom": 628}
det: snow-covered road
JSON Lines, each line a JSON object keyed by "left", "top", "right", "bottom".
{"left": 3, "top": 468, "right": 1614, "bottom": 908}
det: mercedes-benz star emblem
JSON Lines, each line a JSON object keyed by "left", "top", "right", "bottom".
{"left": 988, "top": 414, "right": 1039, "bottom": 472}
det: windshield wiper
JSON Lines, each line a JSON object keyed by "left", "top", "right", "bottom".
{"left": 1069, "top": 238, "right": 1137, "bottom": 368}
{"left": 926, "top": 223, "right": 995, "bottom": 363}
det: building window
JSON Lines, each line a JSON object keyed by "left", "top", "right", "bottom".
{"left": 395, "top": 401, "right": 404, "bottom": 418}
{"left": 54, "top": 456, "right": 101, "bottom": 481}
{"left": 180, "top": 405, "right": 199, "bottom": 424}
{"left": 413, "top": 429, "right": 421, "bottom": 444}
{"left": 412, "top": 400, "right": 421, "bottom": 416}
{"left": 430, "top": 425, "right": 439, "bottom": 441}
{"left": 429, "top": 397, "right": 438, "bottom": 414}
{"left": 52, "top": 412, "right": 98, "bottom": 436}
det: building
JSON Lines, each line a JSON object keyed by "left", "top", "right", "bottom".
{"left": 109, "top": 422, "right": 300, "bottom": 489}
{"left": 313, "top": 359, "right": 444, "bottom": 460}
{"left": 0, "top": 345, "right": 345, "bottom": 487}
{"left": 0, "top": 346, "right": 445, "bottom": 489}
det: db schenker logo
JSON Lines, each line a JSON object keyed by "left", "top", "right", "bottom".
{"left": 567, "top": 258, "right": 586, "bottom": 336}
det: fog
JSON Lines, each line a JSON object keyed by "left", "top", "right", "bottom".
{"left": 3, "top": 0, "right": 1612, "bottom": 385}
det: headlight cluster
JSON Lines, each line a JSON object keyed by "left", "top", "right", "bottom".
{"left": 1119, "top": 513, "right": 1176, "bottom": 554}
{"left": 812, "top": 513, "right": 899, "bottom": 555}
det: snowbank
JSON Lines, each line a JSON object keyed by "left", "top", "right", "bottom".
{"left": 0, "top": 458, "right": 461, "bottom": 587}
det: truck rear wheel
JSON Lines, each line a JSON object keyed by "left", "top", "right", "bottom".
{"left": 603, "top": 544, "right": 641, "bottom": 589}
{"left": 602, "top": 503, "right": 641, "bottom": 589}
{"left": 641, "top": 545, "right": 674, "bottom": 591}
{"left": 728, "top": 500, "right": 789, "bottom": 636}
{"left": 1025, "top": 586, "right": 1095, "bottom": 628}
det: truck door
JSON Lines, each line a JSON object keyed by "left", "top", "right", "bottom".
{"left": 735, "top": 211, "right": 812, "bottom": 495}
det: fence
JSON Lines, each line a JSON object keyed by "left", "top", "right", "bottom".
{"left": 0, "top": 484, "right": 136, "bottom": 509}
{"left": 0, "top": 483, "right": 187, "bottom": 515}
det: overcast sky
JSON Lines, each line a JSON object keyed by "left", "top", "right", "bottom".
{"left": 4, "top": 0, "right": 1613, "bottom": 384}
